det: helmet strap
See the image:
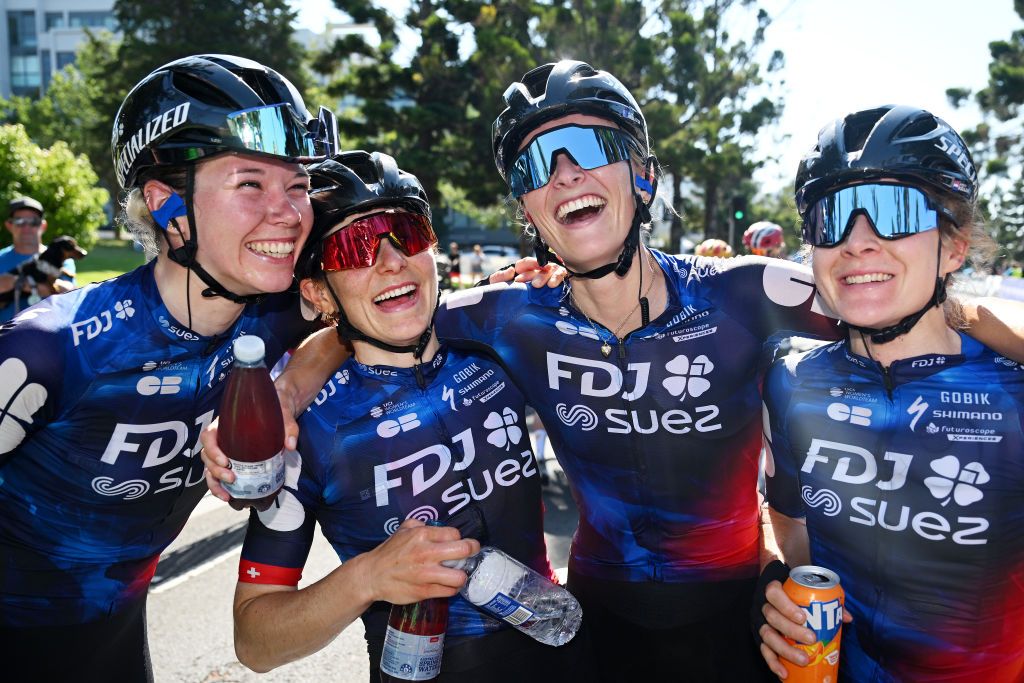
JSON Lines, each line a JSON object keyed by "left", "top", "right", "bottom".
{"left": 844, "top": 236, "right": 947, "bottom": 344}
{"left": 162, "top": 167, "right": 265, "bottom": 306}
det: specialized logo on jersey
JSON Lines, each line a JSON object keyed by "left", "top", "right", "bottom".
{"left": 0, "top": 357, "right": 47, "bottom": 454}
{"left": 827, "top": 402, "right": 871, "bottom": 426}
{"left": 799, "top": 438, "right": 990, "bottom": 545}
{"left": 801, "top": 485, "right": 842, "bottom": 516}
{"left": 547, "top": 352, "right": 723, "bottom": 434}
{"left": 924, "top": 456, "right": 989, "bottom": 506}
{"left": 663, "top": 354, "right": 713, "bottom": 399}
{"left": 442, "top": 384, "right": 458, "bottom": 411}
{"left": 371, "top": 405, "right": 537, "bottom": 516}
{"left": 384, "top": 506, "right": 440, "bottom": 536}
{"left": 485, "top": 407, "right": 523, "bottom": 450}
{"left": 92, "top": 409, "right": 214, "bottom": 499}
{"left": 71, "top": 299, "right": 136, "bottom": 346}
{"left": 377, "top": 413, "right": 421, "bottom": 438}
{"left": 136, "top": 375, "right": 182, "bottom": 396}
{"left": 555, "top": 403, "right": 599, "bottom": 431}
{"left": 907, "top": 395, "right": 929, "bottom": 431}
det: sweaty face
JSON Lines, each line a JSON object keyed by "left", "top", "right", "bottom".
{"left": 189, "top": 153, "right": 312, "bottom": 296}
{"left": 811, "top": 215, "right": 966, "bottom": 330}
{"left": 518, "top": 114, "right": 640, "bottom": 273}
{"left": 322, "top": 208, "right": 439, "bottom": 350}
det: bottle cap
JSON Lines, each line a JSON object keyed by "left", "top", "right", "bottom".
{"left": 233, "top": 335, "right": 266, "bottom": 363}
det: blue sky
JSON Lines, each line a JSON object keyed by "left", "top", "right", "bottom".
{"left": 291, "top": 0, "right": 1022, "bottom": 194}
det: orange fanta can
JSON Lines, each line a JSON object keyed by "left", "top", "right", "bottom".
{"left": 782, "top": 565, "right": 844, "bottom": 683}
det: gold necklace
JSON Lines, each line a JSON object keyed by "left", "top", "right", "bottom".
{"left": 569, "top": 254, "right": 657, "bottom": 358}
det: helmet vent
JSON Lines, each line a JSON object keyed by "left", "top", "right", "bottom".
{"left": 172, "top": 72, "right": 235, "bottom": 109}
{"left": 896, "top": 116, "right": 936, "bottom": 139}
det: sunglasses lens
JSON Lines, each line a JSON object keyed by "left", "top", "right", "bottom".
{"left": 321, "top": 213, "right": 436, "bottom": 271}
{"left": 508, "top": 125, "right": 633, "bottom": 197}
{"left": 11, "top": 217, "right": 41, "bottom": 227}
{"left": 226, "top": 103, "right": 337, "bottom": 160}
{"left": 803, "top": 184, "right": 942, "bottom": 247}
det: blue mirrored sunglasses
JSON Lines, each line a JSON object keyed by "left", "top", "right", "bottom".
{"left": 508, "top": 124, "right": 637, "bottom": 197}
{"left": 800, "top": 183, "right": 957, "bottom": 248}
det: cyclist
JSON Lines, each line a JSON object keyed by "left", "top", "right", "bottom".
{"left": 756, "top": 105, "right": 1024, "bottom": 682}
{"left": 744, "top": 221, "right": 785, "bottom": 258}
{"left": 0, "top": 54, "right": 336, "bottom": 681}
{"left": 694, "top": 237, "right": 735, "bottom": 257}
{"left": 206, "top": 61, "right": 1022, "bottom": 681}
{"left": 231, "top": 151, "right": 588, "bottom": 682}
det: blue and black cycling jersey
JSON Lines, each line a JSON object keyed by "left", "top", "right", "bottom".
{"left": 436, "top": 250, "right": 838, "bottom": 585}
{"left": 764, "top": 334, "right": 1024, "bottom": 682}
{"left": 0, "top": 260, "right": 308, "bottom": 626}
{"left": 238, "top": 346, "right": 551, "bottom": 642}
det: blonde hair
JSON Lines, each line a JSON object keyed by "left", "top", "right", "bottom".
{"left": 117, "top": 165, "right": 190, "bottom": 259}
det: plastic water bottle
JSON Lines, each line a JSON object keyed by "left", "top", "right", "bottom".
{"left": 380, "top": 520, "right": 448, "bottom": 682}
{"left": 444, "top": 546, "right": 581, "bottom": 646}
{"left": 219, "top": 335, "right": 285, "bottom": 512}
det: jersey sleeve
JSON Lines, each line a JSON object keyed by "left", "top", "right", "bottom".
{"left": 762, "top": 356, "right": 806, "bottom": 518}
{"left": 238, "top": 448, "right": 318, "bottom": 587}
{"left": 0, "top": 306, "right": 69, "bottom": 464}
{"left": 716, "top": 256, "right": 841, "bottom": 345}
{"left": 434, "top": 282, "right": 525, "bottom": 350}
{"left": 251, "top": 290, "right": 322, "bottom": 364}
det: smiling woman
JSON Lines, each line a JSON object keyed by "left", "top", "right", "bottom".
{"left": 0, "top": 54, "right": 335, "bottom": 682}
{"left": 758, "top": 105, "right": 1024, "bottom": 683}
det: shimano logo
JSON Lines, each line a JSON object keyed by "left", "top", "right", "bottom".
{"left": 136, "top": 375, "right": 182, "bottom": 396}
{"left": 826, "top": 402, "right": 871, "bottom": 426}
{"left": 377, "top": 413, "right": 421, "bottom": 438}
{"left": 931, "top": 409, "right": 1003, "bottom": 421}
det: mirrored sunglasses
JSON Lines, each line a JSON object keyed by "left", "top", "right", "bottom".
{"left": 508, "top": 124, "right": 636, "bottom": 197}
{"left": 226, "top": 103, "right": 338, "bottom": 161}
{"left": 799, "top": 183, "right": 956, "bottom": 248}
{"left": 321, "top": 212, "right": 437, "bottom": 271}
{"left": 9, "top": 216, "right": 42, "bottom": 227}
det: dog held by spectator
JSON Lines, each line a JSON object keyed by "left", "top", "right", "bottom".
{"left": 0, "top": 235, "right": 88, "bottom": 310}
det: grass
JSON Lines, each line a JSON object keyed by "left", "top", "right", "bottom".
{"left": 77, "top": 239, "right": 148, "bottom": 285}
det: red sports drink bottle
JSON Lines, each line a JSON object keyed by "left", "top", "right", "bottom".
{"left": 219, "top": 335, "right": 285, "bottom": 512}
{"left": 380, "top": 521, "right": 448, "bottom": 682}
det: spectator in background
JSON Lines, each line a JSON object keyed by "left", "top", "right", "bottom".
{"left": 447, "top": 241, "right": 462, "bottom": 287}
{"left": 0, "top": 196, "right": 76, "bottom": 321}
{"left": 469, "top": 243, "right": 485, "bottom": 281}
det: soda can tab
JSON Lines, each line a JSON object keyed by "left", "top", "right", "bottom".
{"left": 782, "top": 565, "right": 844, "bottom": 683}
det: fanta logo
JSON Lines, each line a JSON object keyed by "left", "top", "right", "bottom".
{"left": 802, "top": 599, "right": 843, "bottom": 641}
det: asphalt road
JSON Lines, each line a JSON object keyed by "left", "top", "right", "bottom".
{"left": 147, "top": 448, "right": 576, "bottom": 683}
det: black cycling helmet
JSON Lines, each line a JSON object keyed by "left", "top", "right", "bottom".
{"left": 307, "top": 150, "right": 430, "bottom": 245}
{"left": 300, "top": 151, "right": 437, "bottom": 360}
{"left": 113, "top": 54, "right": 336, "bottom": 190}
{"left": 795, "top": 104, "right": 978, "bottom": 215}
{"left": 492, "top": 60, "right": 649, "bottom": 182}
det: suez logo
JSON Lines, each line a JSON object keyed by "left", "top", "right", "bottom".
{"left": 795, "top": 438, "right": 990, "bottom": 545}
{"left": 92, "top": 409, "right": 214, "bottom": 499}
{"left": 546, "top": 353, "right": 721, "bottom": 434}
{"left": 371, "top": 407, "right": 536, "bottom": 518}
{"left": 159, "top": 315, "right": 201, "bottom": 341}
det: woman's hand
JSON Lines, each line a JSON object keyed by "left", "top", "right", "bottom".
{"left": 758, "top": 581, "right": 853, "bottom": 679}
{"left": 487, "top": 257, "right": 567, "bottom": 288}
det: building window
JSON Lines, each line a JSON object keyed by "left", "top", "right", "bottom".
{"left": 8, "top": 11, "right": 37, "bottom": 50}
{"left": 56, "top": 52, "right": 76, "bottom": 70}
{"left": 69, "top": 12, "right": 116, "bottom": 31}
{"left": 45, "top": 12, "right": 65, "bottom": 31}
{"left": 41, "top": 49, "right": 51, "bottom": 88}
{"left": 11, "top": 55, "right": 41, "bottom": 93}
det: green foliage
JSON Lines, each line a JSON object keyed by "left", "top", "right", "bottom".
{"left": 0, "top": 124, "right": 109, "bottom": 250}
{"left": 317, "top": 0, "right": 780, "bottom": 240}
{"left": 76, "top": 239, "right": 148, "bottom": 284}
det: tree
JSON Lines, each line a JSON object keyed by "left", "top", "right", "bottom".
{"left": 0, "top": 124, "right": 110, "bottom": 250}
{"left": 317, "top": 0, "right": 781, "bottom": 245}
{"left": 946, "top": 0, "right": 1024, "bottom": 264}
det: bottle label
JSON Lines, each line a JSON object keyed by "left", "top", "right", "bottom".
{"left": 380, "top": 626, "right": 444, "bottom": 680}
{"left": 479, "top": 592, "right": 535, "bottom": 626}
{"left": 223, "top": 451, "right": 285, "bottom": 499}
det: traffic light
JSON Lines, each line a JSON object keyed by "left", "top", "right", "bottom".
{"left": 731, "top": 195, "right": 747, "bottom": 222}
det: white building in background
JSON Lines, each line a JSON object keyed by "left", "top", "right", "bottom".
{"left": 0, "top": 0, "right": 115, "bottom": 98}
